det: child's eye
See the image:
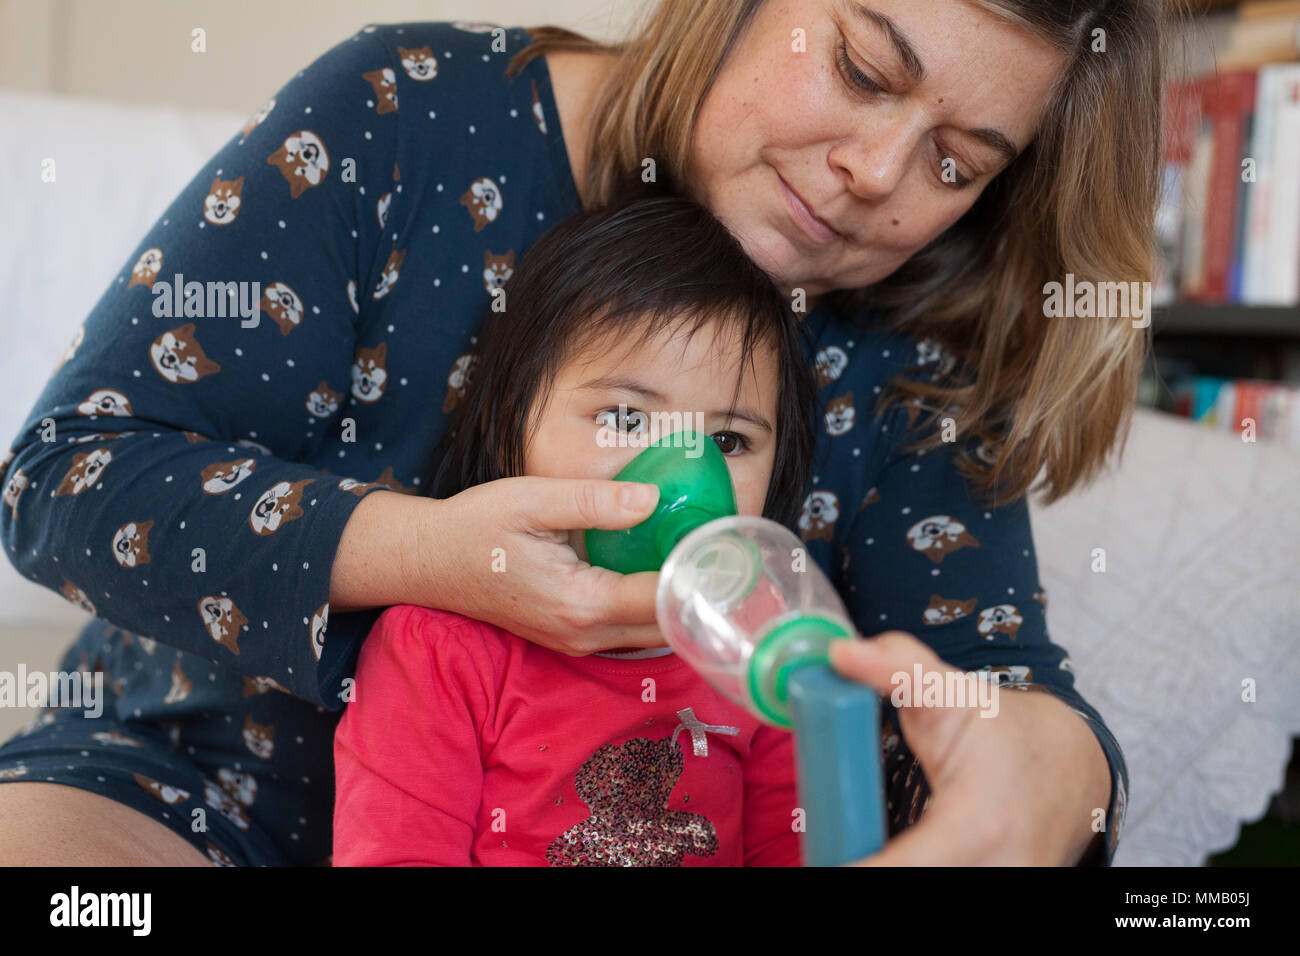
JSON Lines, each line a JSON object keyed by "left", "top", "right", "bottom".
{"left": 595, "top": 408, "right": 648, "bottom": 433}
{"left": 711, "top": 432, "right": 751, "bottom": 456}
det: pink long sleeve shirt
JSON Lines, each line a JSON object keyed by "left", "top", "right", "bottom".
{"left": 332, "top": 603, "right": 802, "bottom": 866}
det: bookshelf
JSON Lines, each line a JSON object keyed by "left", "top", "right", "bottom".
{"left": 1144, "top": 0, "right": 1300, "bottom": 435}
{"left": 1155, "top": 304, "right": 1299, "bottom": 336}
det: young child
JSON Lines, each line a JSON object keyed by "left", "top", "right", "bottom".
{"left": 332, "top": 188, "right": 817, "bottom": 866}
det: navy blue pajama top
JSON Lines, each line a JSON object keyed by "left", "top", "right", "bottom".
{"left": 0, "top": 21, "right": 1127, "bottom": 862}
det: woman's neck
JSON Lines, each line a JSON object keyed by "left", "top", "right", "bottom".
{"left": 545, "top": 50, "right": 619, "bottom": 207}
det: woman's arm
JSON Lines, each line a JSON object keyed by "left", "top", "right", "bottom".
{"left": 829, "top": 380, "right": 1126, "bottom": 864}
{"left": 329, "top": 477, "right": 664, "bottom": 646}
{"left": 0, "top": 25, "right": 667, "bottom": 710}
{"left": 0, "top": 27, "right": 410, "bottom": 706}
{"left": 829, "top": 634, "right": 1112, "bottom": 865}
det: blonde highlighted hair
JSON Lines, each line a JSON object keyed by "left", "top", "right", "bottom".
{"left": 509, "top": 0, "right": 1176, "bottom": 508}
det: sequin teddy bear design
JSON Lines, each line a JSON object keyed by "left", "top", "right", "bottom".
{"left": 546, "top": 714, "right": 735, "bottom": 867}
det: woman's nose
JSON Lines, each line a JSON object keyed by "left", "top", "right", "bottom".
{"left": 827, "top": 114, "right": 918, "bottom": 202}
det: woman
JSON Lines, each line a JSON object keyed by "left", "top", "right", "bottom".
{"left": 0, "top": 0, "right": 1161, "bottom": 866}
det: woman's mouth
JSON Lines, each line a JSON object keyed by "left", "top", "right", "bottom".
{"left": 776, "top": 172, "right": 839, "bottom": 245}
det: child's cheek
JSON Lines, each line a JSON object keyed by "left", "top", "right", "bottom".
{"left": 729, "top": 461, "right": 770, "bottom": 518}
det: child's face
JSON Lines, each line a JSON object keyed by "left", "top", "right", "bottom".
{"left": 524, "top": 316, "right": 780, "bottom": 562}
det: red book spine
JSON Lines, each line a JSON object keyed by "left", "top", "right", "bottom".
{"left": 1193, "top": 70, "right": 1258, "bottom": 303}
{"left": 1234, "top": 381, "right": 1263, "bottom": 436}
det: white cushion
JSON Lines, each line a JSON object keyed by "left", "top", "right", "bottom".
{"left": 1031, "top": 406, "right": 1300, "bottom": 865}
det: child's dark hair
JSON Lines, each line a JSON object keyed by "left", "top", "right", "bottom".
{"left": 429, "top": 184, "right": 816, "bottom": 529}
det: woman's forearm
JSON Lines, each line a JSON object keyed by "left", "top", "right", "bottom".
{"left": 329, "top": 491, "right": 437, "bottom": 613}
{"left": 998, "top": 687, "right": 1114, "bottom": 864}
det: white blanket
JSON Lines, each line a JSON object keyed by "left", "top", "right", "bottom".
{"left": 1031, "top": 408, "right": 1300, "bottom": 865}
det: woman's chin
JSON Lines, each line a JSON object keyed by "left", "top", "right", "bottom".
{"left": 731, "top": 227, "right": 809, "bottom": 294}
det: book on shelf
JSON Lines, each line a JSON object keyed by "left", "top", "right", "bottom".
{"left": 1145, "top": 374, "right": 1300, "bottom": 447}
{"left": 1157, "top": 2, "right": 1300, "bottom": 310}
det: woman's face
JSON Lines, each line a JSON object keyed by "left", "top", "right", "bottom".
{"left": 686, "top": 0, "right": 1065, "bottom": 296}
{"left": 523, "top": 318, "right": 779, "bottom": 562}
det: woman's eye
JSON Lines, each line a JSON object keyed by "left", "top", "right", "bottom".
{"left": 935, "top": 148, "right": 975, "bottom": 189}
{"left": 836, "top": 36, "right": 884, "bottom": 96}
{"left": 711, "top": 432, "right": 750, "bottom": 456}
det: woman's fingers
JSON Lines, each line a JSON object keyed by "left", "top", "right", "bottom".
{"left": 425, "top": 475, "right": 671, "bottom": 654}
{"left": 509, "top": 476, "right": 660, "bottom": 533}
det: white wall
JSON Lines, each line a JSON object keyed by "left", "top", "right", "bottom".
{"left": 0, "top": 0, "right": 645, "bottom": 110}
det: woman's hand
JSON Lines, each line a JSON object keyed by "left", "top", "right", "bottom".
{"left": 330, "top": 479, "right": 665, "bottom": 653}
{"left": 828, "top": 632, "right": 1113, "bottom": 865}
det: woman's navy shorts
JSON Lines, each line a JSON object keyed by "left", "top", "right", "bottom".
{"left": 0, "top": 622, "right": 340, "bottom": 866}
